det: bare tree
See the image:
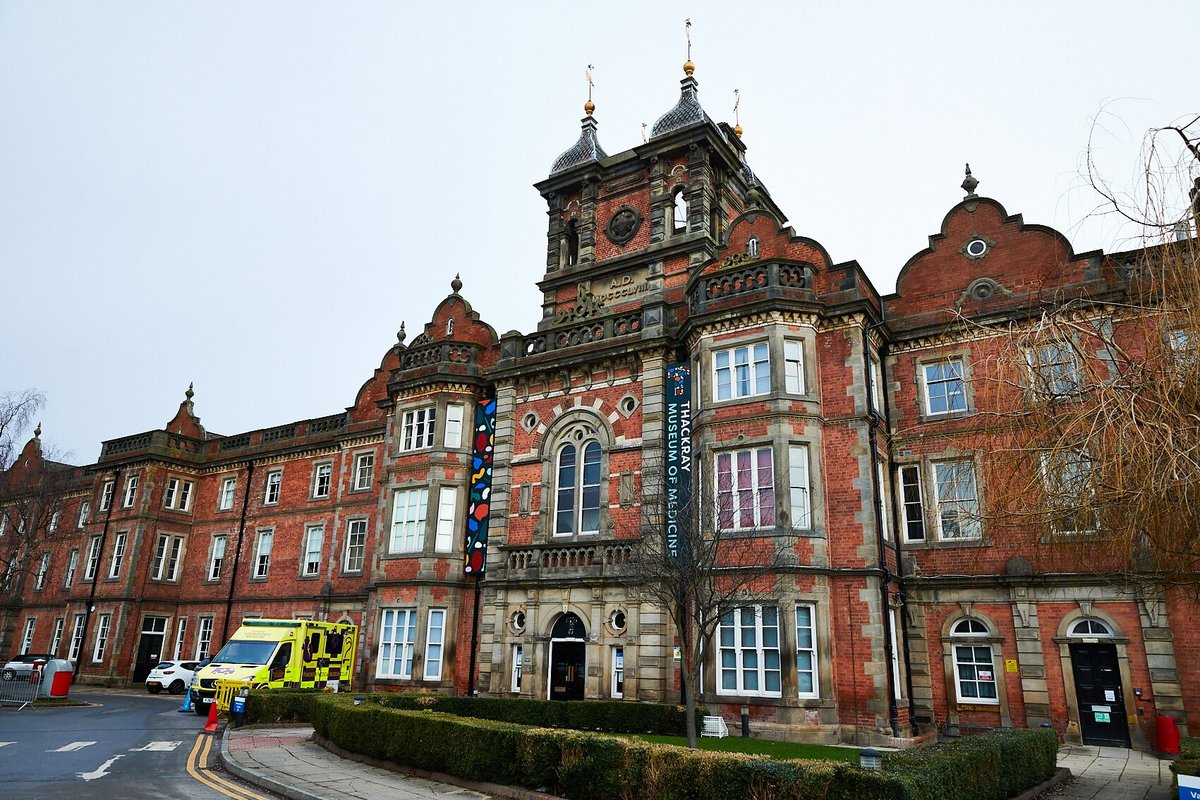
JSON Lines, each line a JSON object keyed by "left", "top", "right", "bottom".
{"left": 0, "top": 389, "right": 44, "bottom": 470}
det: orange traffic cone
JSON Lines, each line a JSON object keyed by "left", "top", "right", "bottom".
{"left": 203, "top": 700, "right": 220, "bottom": 734}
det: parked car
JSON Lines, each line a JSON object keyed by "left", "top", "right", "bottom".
{"left": 145, "top": 660, "right": 202, "bottom": 695}
{"left": 1, "top": 653, "right": 55, "bottom": 681}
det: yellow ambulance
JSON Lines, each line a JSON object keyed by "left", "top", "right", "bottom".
{"left": 191, "top": 618, "right": 357, "bottom": 715}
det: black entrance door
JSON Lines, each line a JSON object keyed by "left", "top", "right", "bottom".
{"left": 550, "top": 641, "right": 586, "bottom": 700}
{"left": 1070, "top": 642, "right": 1130, "bottom": 747}
{"left": 133, "top": 616, "right": 169, "bottom": 683}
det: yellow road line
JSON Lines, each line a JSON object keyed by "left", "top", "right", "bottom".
{"left": 185, "top": 732, "right": 270, "bottom": 800}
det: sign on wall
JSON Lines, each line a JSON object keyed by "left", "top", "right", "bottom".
{"left": 464, "top": 397, "right": 496, "bottom": 575}
{"left": 664, "top": 363, "right": 693, "bottom": 562}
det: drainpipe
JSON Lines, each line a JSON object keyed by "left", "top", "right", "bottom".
{"left": 863, "top": 321, "right": 902, "bottom": 739}
{"left": 75, "top": 467, "right": 120, "bottom": 677}
{"left": 221, "top": 461, "right": 254, "bottom": 646}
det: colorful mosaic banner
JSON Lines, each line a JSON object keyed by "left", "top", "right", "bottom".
{"left": 464, "top": 397, "right": 496, "bottom": 574}
{"left": 664, "top": 363, "right": 693, "bottom": 562}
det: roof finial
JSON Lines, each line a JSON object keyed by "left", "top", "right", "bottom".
{"left": 584, "top": 64, "right": 595, "bottom": 117}
{"left": 451, "top": 273, "right": 462, "bottom": 294}
{"left": 185, "top": 381, "right": 194, "bottom": 401}
{"left": 397, "top": 321, "right": 406, "bottom": 344}
{"left": 962, "top": 163, "right": 979, "bottom": 198}
{"left": 641, "top": 122, "right": 648, "bottom": 143}
{"left": 683, "top": 18, "right": 694, "bottom": 76}
{"left": 34, "top": 422, "right": 41, "bottom": 439}
{"left": 732, "top": 89, "right": 743, "bottom": 138}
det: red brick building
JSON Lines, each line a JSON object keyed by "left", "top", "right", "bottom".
{"left": 2, "top": 63, "right": 1196, "bottom": 751}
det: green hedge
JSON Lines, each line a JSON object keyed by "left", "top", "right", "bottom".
{"left": 367, "top": 692, "right": 693, "bottom": 736}
{"left": 244, "top": 688, "right": 322, "bottom": 725}
{"left": 298, "top": 695, "right": 1057, "bottom": 800}
{"left": 1172, "top": 736, "right": 1200, "bottom": 781}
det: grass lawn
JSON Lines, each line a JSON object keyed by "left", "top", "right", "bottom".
{"left": 621, "top": 733, "right": 862, "bottom": 762}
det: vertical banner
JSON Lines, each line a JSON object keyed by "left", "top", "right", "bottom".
{"left": 464, "top": 397, "right": 497, "bottom": 574}
{"left": 664, "top": 363, "right": 693, "bottom": 562}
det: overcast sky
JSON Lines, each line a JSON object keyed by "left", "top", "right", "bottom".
{"left": 2, "top": 2, "right": 1196, "bottom": 465}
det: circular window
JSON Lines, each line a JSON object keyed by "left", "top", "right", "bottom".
{"left": 622, "top": 397, "right": 636, "bottom": 414}
{"left": 511, "top": 610, "right": 526, "bottom": 633}
{"left": 965, "top": 238, "right": 989, "bottom": 258}
{"left": 609, "top": 609, "right": 627, "bottom": 633}
{"left": 522, "top": 413, "right": 538, "bottom": 432}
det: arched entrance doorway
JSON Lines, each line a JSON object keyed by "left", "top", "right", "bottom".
{"left": 1067, "top": 619, "right": 1131, "bottom": 747}
{"left": 549, "top": 612, "right": 586, "bottom": 701}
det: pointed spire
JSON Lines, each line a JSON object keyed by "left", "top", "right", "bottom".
{"left": 550, "top": 65, "right": 608, "bottom": 174}
{"left": 962, "top": 163, "right": 979, "bottom": 198}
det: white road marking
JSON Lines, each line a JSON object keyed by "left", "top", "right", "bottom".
{"left": 0, "top": 742, "right": 14, "bottom": 748}
{"left": 50, "top": 741, "right": 96, "bottom": 752}
{"left": 130, "top": 740, "right": 182, "bottom": 752}
{"left": 79, "top": 754, "right": 123, "bottom": 781}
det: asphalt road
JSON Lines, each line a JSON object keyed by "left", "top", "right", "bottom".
{"left": 0, "top": 689, "right": 276, "bottom": 800}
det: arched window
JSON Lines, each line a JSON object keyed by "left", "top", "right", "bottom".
{"left": 1069, "top": 619, "right": 1114, "bottom": 637}
{"left": 951, "top": 618, "right": 997, "bottom": 704}
{"left": 673, "top": 188, "right": 688, "bottom": 233}
{"left": 747, "top": 236, "right": 759, "bottom": 259}
{"left": 565, "top": 219, "right": 580, "bottom": 266}
{"left": 555, "top": 440, "right": 602, "bottom": 536}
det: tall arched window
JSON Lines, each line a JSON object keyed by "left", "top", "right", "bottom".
{"left": 673, "top": 188, "right": 688, "bottom": 233}
{"left": 555, "top": 440, "right": 602, "bottom": 535}
{"left": 565, "top": 219, "right": 580, "bottom": 266}
{"left": 951, "top": 618, "right": 997, "bottom": 704}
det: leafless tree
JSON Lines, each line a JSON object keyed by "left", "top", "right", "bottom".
{"left": 0, "top": 389, "right": 44, "bottom": 470}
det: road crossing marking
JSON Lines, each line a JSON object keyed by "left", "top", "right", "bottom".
{"left": 79, "top": 754, "right": 123, "bottom": 781}
{"left": 130, "top": 741, "right": 183, "bottom": 752}
{"left": 50, "top": 741, "right": 96, "bottom": 752}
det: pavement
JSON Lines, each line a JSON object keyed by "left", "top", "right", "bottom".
{"left": 220, "top": 724, "right": 1180, "bottom": 800}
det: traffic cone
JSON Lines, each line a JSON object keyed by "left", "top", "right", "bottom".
{"left": 203, "top": 700, "right": 220, "bottom": 734}
{"left": 177, "top": 689, "right": 193, "bottom": 713}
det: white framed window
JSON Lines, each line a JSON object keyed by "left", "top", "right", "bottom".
{"left": 353, "top": 453, "right": 375, "bottom": 491}
{"left": 107, "top": 532, "right": 127, "bottom": 578}
{"left": 302, "top": 524, "right": 324, "bottom": 577}
{"left": 444, "top": 403, "right": 465, "bottom": 449}
{"left": 933, "top": 460, "right": 980, "bottom": 540}
{"left": 195, "top": 616, "right": 214, "bottom": 660}
{"left": 218, "top": 476, "right": 237, "bottom": 511}
{"left": 716, "top": 447, "right": 775, "bottom": 530}
{"left": 49, "top": 510, "right": 60, "bottom": 533}
{"left": 611, "top": 646, "right": 624, "bottom": 698}
{"left": 718, "top": 605, "right": 781, "bottom": 697}
{"left": 1069, "top": 618, "right": 1114, "bottom": 637}
{"left": 876, "top": 462, "right": 891, "bottom": 540}
{"left": 672, "top": 186, "right": 688, "bottom": 232}
{"left": 99, "top": 480, "right": 115, "bottom": 512}
{"left": 788, "top": 444, "right": 811, "bottom": 529}
{"left": 869, "top": 353, "right": 884, "bottom": 413}
{"left": 511, "top": 644, "right": 523, "bottom": 693}
{"left": 84, "top": 536, "right": 102, "bottom": 580}
{"left": 784, "top": 340, "right": 805, "bottom": 394}
{"left": 208, "top": 534, "right": 227, "bottom": 581}
{"left": 713, "top": 342, "right": 770, "bottom": 401}
{"left": 173, "top": 617, "right": 188, "bottom": 660}
{"left": 951, "top": 618, "right": 997, "bottom": 704}
{"left": 390, "top": 488, "right": 428, "bottom": 553}
{"left": 150, "top": 534, "right": 184, "bottom": 581}
{"left": 344, "top": 518, "right": 367, "bottom": 572}
{"left": 401, "top": 407, "right": 437, "bottom": 451}
{"left": 434, "top": 487, "right": 458, "bottom": 553}
{"left": 1041, "top": 450, "right": 1098, "bottom": 534}
{"left": 898, "top": 465, "right": 926, "bottom": 542}
{"left": 50, "top": 618, "right": 64, "bottom": 656}
{"left": 20, "top": 618, "right": 35, "bottom": 655}
{"left": 263, "top": 470, "right": 282, "bottom": 505}
{"left": 423, "top": 609, "right": 446, "bottom": 680}
{"left": 92, "top": 613, "right": 111, "bottom": 662}
{"left": 68, "top": 614, "right": 86, "bottom": 661}
{"left": 35, "top": 552, "right": 50, "bottom": 590}
{"left": 795, "top": 604, "right": 818, "bottom": 699}
{"left": 64, "top": 548, "right": 78, "bottom": 586}
{"left": 891, "top": 607, "right": 904, "bottom": 700}
{"left": 163, "top": 477, "right": 194, "bottom": 511}
{"left": 77, "top": 500, "right": 90, "bottom": 528}
{"left": 377, "top": 608, "right": 416, "bottom": 678}
{"left": 554, "top": 441, "right": 602, "bottom": 536}
{"left": 311, "top": 463, "right": 332, "bottom": 499}
{"left": 921, "top": 358, "right": 967, "bottom": 415}
{"left": 122, "top": 475, "right": 139, "bottom": 508}
{"left": 253, "top": 530, "right": 273, "bottom": 578}
{"left": 1027, "top": 343, "right": 1080, "bottom": 396}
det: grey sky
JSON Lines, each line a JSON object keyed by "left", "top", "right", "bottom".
{"left": 2, "top": 2, "right": 1195, "bottom": 465}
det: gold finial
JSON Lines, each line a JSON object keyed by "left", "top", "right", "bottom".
{"left": 732, "top": 89, "right": 743, "bottom": 138}
{"left": 584, "top": 64, "right": 595, "bottom": 116}
{"left": 683, "top": 18, "right": 694, "bottom": 75}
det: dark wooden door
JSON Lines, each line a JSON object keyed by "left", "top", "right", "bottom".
{"left": 550, "top": 641, "right": 585, "bottom": 701}
{"left": 1070, "top": 642, "right": 1130, "bottom": 747}
{"left": 133, "top": 633, "right": 164, "bottom": 683}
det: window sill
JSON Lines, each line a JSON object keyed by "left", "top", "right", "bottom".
{"left": 298, "top": 574, "right": 321, "bottom": 580}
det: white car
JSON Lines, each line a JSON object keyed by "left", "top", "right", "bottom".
{"left": 145, "top": 661, "right": 201, "bottom": 695}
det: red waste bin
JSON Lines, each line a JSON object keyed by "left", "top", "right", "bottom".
{"left": 49, "top": 668, "right": 71, "bottom": 698}
{"left": 1156, "top": 715, "right": 1180, "bottom": 756}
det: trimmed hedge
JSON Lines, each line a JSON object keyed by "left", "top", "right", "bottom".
{"left": 244, "top": 688, "right": 322, "bottom": 725}
{"left": 1172, "top": 736, "right": 1200, "bottom": 781}
{"left": 367, "top": 692, "right": 693, "bottom": 736}
{"left": 292, "top": 695, "right": 1057, "bottom": 800}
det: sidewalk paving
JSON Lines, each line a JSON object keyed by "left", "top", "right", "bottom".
{"left": 220, "top": 724, "right": 1178, "bottom": 800}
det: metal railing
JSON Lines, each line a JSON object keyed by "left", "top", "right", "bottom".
{"left": 0, "top": 664, "right": 42, "bottom": 709}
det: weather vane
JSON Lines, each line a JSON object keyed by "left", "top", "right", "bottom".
{"left": 733, "top": 89, "right": 740, "bottom": 125}
{"left": 641, "top": 122, "right": 648, "bottom": 143}
{"left": 586, "top": 64, "right": 594, "bottom": 103}
{"left": 685, "top": 18, "right": 692, "bottom": 61}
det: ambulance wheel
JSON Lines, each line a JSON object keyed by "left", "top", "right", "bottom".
{"left": 194, "top": 700, "right": 210, "bottom": 716}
